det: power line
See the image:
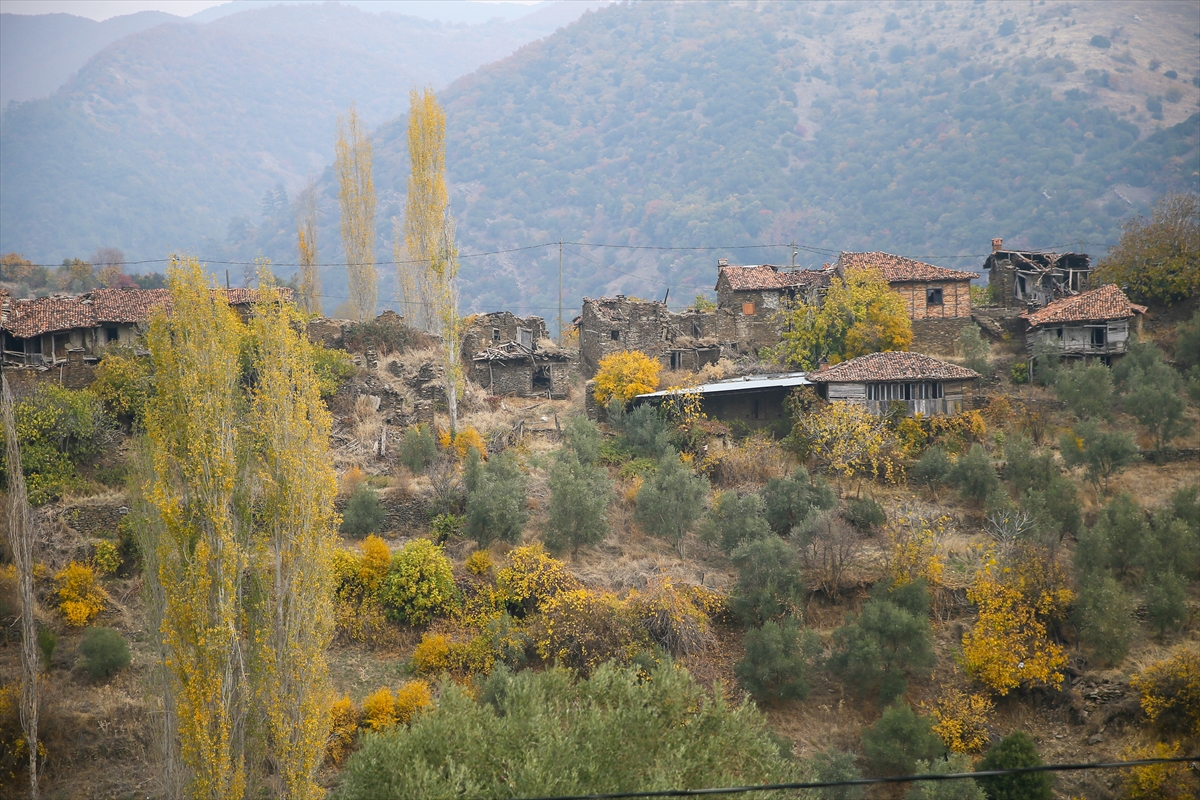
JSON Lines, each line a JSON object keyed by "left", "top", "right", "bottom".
{"left": 512, "top": 756, "right": 1197, "bottom": 800}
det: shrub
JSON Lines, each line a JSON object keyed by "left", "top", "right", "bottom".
{"left": 1145, "top": 568, "right": 1187, "bottom": 636}
{"left": 975, "top": 731, "right": 1052, "bottom": 800}
{"left": 1021, "top": 475, "right": 1082, "bottom": 546}
{"left": 957, "top": 325, "right": 991, "bottom": 375}
{"left": 1117, "top": 345, "right": 1189, "bottom": 449}
{"left": 562, "top": 415, "right": 602, "bottom": 466}
{"left": 1009, "top": 362, "right": 1028, "bottom": 384}
{"left": 861, "top": 702, "right": 944, "bottom": 777}
{"left": 633, "top": 454, "right": 709, "bottom": 557}
{"left": 465, "top": 549, "right": 492, "bottom": 576}
{"left": 929, "top": 688, "right": 993, "bottom": 755}
{"left": 379, "top": 539, "right": 457, "bottom": 626}
{"left": 327, "top": 695, "right": 360, "bottom": 765}
{"left": 911, "top": 447, "right": 952, "bottom": 492}
{"left": 338, "top": 662, "right": 795, "bottom": 799}
{"left": 310, "top": 344, "right": 355, "bottom": 398}
{"left": 795, "top": 509, "right": 864, "bottom": 599}
{"left": 496, "top": 544, "right": 580, "bottom": 617}
{"left": 6, "top": 384, "right": 107, "bottom": 505}
{"left": 55, "top": 561, "right": 106, "bottom": 626}
{"left": 429, "top": 512, "right": 462, "bottom": 544}
{"left": 626, "top": 576, "right": 714, "bottom": 657}
{"left": 79, "top": 626, "right": 131, "bottom": 679}
{"left": 341, "top": 484, "right": 386, "bottom": 538}
{"left": 92, "top": 348, "right": 153, "bottom": 422}
{"left": 533, "top": 589, "right": 640, "bottom": 674}
{"left": 544, "top": 450, "right": 613, "bottom": 555}
{"left": 362, "top": 687, "right": 398, "bottom": 731}
{"left": 1141, "top": 513, "right": 1199, "bottom": 580}
{"left": 762, "top": 467, "right": 836, "bottom": 535}
{"left": 910, "top": 754, "right": 986, "bottom": 800}
{"left": 1052, "top": 361, "right": 1113, "bottom": 420}
{"left": 805, "top": 750, "right": 863, "bottom": 800}
{"left": 1060, "top": 420, "right": 1138, "bottom": 494}
{"left": 394, "top": 680, "right": 433, "bottom": 724}
{"left": 37, "top": 627, "right": 57, "bottom": 669}
{"left": 617, "top": 403, "right": 673, "bottom": 459}
{"left": 593, "top": 351, "right": 662, "bottom": 408}
{"left": 1122, "top": 741, "right": 1196, "bottom": 800}
{"left": 949, "top": 445, "right": 999, "bottom": 506}
{"left": 828, "top": 597, "right": 934, "bottom": 704}
{"left": 1073, "top": 574, "right": 1134, "bottom": 666}
{"left": 731, "top": 535, "right": 803, "bottom": 626}
{"left": 736, "top": 616, "right": 815, "bottom": 704}
{"left": 699, "top": 491, "right": 771, "bottom": 555}
{"left": 844, "top": 496, "right": 885, "bottom": 533}
{"left": 452, "top": 426, "right": 487, "bottom": 461}
{"left": 1132, "top": 645, "right": 1200, "bottom": 737}
{"left": 702, "top": 434, "right": 787, "bottom": 487}
{"left": 1076, "top": 492, "right": 1146, "bottom": 581}
{"left": 464, "top": 449, "right": 529, "bottom": 547}
{"left": 92, "top": 539, "right": 121, "bottom": 576}
{"left": 331, "top": 544, "right": 390, "bottom": 644}
{"left": 410, "top": 633, "right": 460, "bottom": 676}
{"left": 397, "top": 424, "right": 437, "bottom": 474}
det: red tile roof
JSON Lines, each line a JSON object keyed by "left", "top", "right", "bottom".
{"left": 812, "top": 351, "right": 980, "bottom": 383}
{"left": 2, "top": 287, "right": 294, "bottom": 339}
{"left": 837, "top": 252, "right": 976, "bottom": 283}
{"left": 718, "top": 265, "right": 826, "bottom": 291}
{"left": 1021, "top": 284, "right": 1146, "bottom": 327}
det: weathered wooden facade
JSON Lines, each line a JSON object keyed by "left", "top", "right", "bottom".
{"left": 983, "top": 238, "right": 1092, "bottom": 308}
{"left": 1020, "top": 284, "right": 1145, "bottom": 361}
{"left": 810, "top": 351, "right": 979, "bottom": 417}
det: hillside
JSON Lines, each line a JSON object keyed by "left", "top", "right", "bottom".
{"left": 0, "top": 1, "right": 599, "bottom": 266}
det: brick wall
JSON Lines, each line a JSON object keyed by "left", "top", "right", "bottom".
{"left": 911, "top": 318, "right": 973, "bottom": 357}
{"left": 891, "top": 280, "right": 971, "bottom": 321}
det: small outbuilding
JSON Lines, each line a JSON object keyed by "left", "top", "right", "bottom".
{"left": 634, "top": 372, "right": 812, "bottom": 432}
{"left": 809, "top": 351, "right": 980, "bottom": 416}
{"left": 1020, "top": 284, "right": 1145, "bottom": 362}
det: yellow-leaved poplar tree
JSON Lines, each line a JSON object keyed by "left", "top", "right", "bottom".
{"left": 144, "top": 255, "right": 248, "bottom": 800}
{"left": 401, "top": 87, "right": 462, "bottom": 431}
{"left": 247, "top": 264, "right": 339, "bottom": 799}
{"left": 592, "top": 350, "right": 663, "bottom": 408}
{"left": 335, "top": 103, "right": 377, "bottom": 321}
{"left": 296, "top": 178, "right": 321, "bottom": 316}
{"left": 792, "top": 400, "right": 901, "bottom": 481}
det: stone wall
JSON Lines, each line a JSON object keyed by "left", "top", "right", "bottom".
{"left": 3, "top": 360, "right": 98, "bottom": 397}
{"left": 911, "top": 317, "right": 973, "bottom": 357}
{"left": 306, "top": 318, "right": 351, "bottom": 349}
{"left": 461, "top": 311, "right": 549, "bottom": 359}
{"left": 970, "top": 306, "right": 1028, "bottom": 341}
{"left": 891, "top": 280, "right": 971, "bottom": 321}
{"left": 579, "top": 297, "right": 674, "bottom": 376}
{"left": 61, "top": 499, "right": 129, "bottom": 538}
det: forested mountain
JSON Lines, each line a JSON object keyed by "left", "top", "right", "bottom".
{"left": 0, "top": 1, "right": 599, "bottom": 266}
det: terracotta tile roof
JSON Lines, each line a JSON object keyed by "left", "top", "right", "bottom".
{"left": 718, "top": 265, "right": 826, "bottom": 291}
{"left": 837, "top": 252, "right": 976, "bottom": 283}
{"left": 2, "top": 287, "right": 295, "bottom": 339}
{"left": 812, "top": 351, "right": 980, "bottom": 383}
{"left": 1021, "top": 284, "right": 1146, "bottom": 327}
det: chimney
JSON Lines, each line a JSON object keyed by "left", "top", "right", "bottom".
{"left": 717, "top": 258, "right": 728, "bottom": 268}
{"left": 991, "top": 238, "right": 1003, "bottom": 254}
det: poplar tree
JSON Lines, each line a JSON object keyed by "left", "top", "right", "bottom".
{"left": 296, "top": 178, "right": 321, "bottom": 316}
{"left": 336, "top": 104, "right": 377, "bottom": 321}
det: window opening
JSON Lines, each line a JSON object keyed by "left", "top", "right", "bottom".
{"left": 106, "top": 327, "right": 119, "bottom": 343}
{"left": 742, "top": 302, "right": 756, "bottom": 315}
{"left": 492, "top": 327, "right": 501, "bottom": 343}
{"left": 532, "top": 366, "right": 552, "bottom": 392}
{"left": 926, "top": 287, "right": 944, "bottom": 306}
{"left": 610, "top": 329, "right": 620, "bottom": 341}
{"left": 1090, "top": 327, "right": 1106, "bottom": 346}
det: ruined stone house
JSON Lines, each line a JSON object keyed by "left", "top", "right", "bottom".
{"left": 983, "top": 238, "right": 1092, "bottom": 308}
{"left": 461, "top": 311, "right": 576, "bottom": 398}
{"left": 460, "top": 311, "right": 548, "bottom": 357}
{"left": 1020, "top": 284, "right": 1145, "bottom": 362}
{"left": 810, "top": 351, "right": 980, "bottom": 417}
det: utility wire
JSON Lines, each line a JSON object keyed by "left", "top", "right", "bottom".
{"left": 512, "top": 756, "right": 1197, "bottom": 800}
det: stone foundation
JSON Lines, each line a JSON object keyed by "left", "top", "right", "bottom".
{"left": 910, "top": 317, "right": 972, "bottom": 356}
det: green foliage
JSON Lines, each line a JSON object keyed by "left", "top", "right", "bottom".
{"left": 79, "top": 626, "right": 131, "bottom": 680}
{"left": 1002, "top": 435, "right": 1057, "bottom": 496}
{"left": 1029, "top": 339, "right": 1061, "bottom": 386}
{"left": 464, "top": 450, "right": 529, "bottom": 547}
{"left": 1140, "top": 515, "right": 1199, "bottom": 582}
{"left": 762, "top": 467, "right": 835, "bottom": 535}
{"left": 2, "top": 384, "right": 107, "bottom": 505}
{"left": 37, "top": 627, "right": 57, "bottom": 669}
{"left": 699, "top": 490, "right": 771, "bottom": 555}
{"left": 1174, "top": 312, "right": 1200, "bottom": 371}
{"left": 909, "top": 754, "right": 986, "bottom": 800}
{"left": 336, "top": 662, "right": 796, "bottom": 799}
{"left": 343, "top": 316, "right": 416, "bottom": 355}
{"left": 912, "top": 447, "right": 952, "bottom": 492}
{"left": 844, "top": 496, "right": 885, "bottom": 533}
{"left": 957, "top": 325, "right": 991, "bottom": 376}
{"left": 544, "top": 450, "right": 613, "bottom": 555}
{"left": 975, "top": 731, "right": 1053, "bottom": 800}
{"left": 430, "top": 513, "right": 463, "bottom": 544}
{"left": 1076, "top": 492, "right": 1146, "bottom": 581}
{"left": 861, "top": 702, "right": 944, "bottom": 777}
{"left": 1093, "top": 193, "right": 1200, "bottom": 304}
{"left": 91, "top": 347, "right": 154, "bottom": 423}
{"left": 633, "top": 454, "right": 709, "bottom": 556}
{"left": 1052, "top": 361, "right": 1113, "bottom": 421}
{"left": 805, "top": 750, "right": 863, "bottom": 800}
{"left": 1020, "top": 476, "right": 1082, "bottom": 545}
{"left": 949, "top": 444, "right": 999, "bottom": 506}
{"left": 1009, "top": 362, "right": 1028, "bottom": 385}
{"left": 562, "top": 415, "right": 602, "bottom": 466}
{"left": 828, "top": 597, "right": 935, "bottom": 705}
{"left": 379, "top": 539, "right": 457, "bottom": 626}
{"left": 617, "top": 403, "right": 673, "bottom": 459}
{"left": 730, "top": 535, "right": 803, "bottom": 626}
{"left": 310, "top": 343, "right": 355, "bottom": 398}
{"left": 1073, "top": 574, "right": 1134, "bottom": 666}
{"left": 1114, "top": 342, "right": 1189, "bottom": 449}
{"left": 398, "top": 424, "right": 438, "bottom": 474}
{"left": 341, "top": 484, "right": 386, "bottom": 539}
{"left": 736, "top": 616, "right": 815, "bottom": 703}
{"left": 1059, "top": 419, "right": 1138, "bottom": 493}
{"left": 1145, "top": 569, "right": 1188, "bottom": 636}
{"left": 874, "top": 578, "right": 931, "bottom": 620}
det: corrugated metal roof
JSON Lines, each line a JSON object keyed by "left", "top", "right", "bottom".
{"left": 636, "top": 372, "right": 811, "bottom": 400}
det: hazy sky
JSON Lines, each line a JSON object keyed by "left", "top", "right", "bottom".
{"left": 0, "top": 0, "right": 538, "bottom": 21}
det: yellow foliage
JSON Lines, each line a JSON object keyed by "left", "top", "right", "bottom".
{"left": 496, "top": 544, "right": 580, "bottom": 615}
{"left": 453, "top": 426, "right": 487, "bottom": 461}
{"left": 92, "top": 539, "right": 121, "bottom": 576}
{"left": 436, "top": 426, "right": 452, "bottom": 449}
{"left": 331, "top": 547, "right": 389, "bottom": 644}
{"left": 982, "top": 396, "right": 1014, "bottom": 429}
{"left": 626, "top": 575, "right": 714, "bottom": 657}
{"left": 533, "top": 588, "right": 641, "bottom": 674}
{"left": 1121, "top": 741, "right": 1195, "bottom": 799}
{"left": 592, "top": 351, "right": 663, "bottom": 407}
{"left": 465, "top": 550, "right": 492, "bottom": 576}
{"left": 928, "top": 687, "right": 993, "bottom": 754}
{"left": 926, "top": 410, "right": 988, "bottom": 453}
{"left": 55, "top": 561, "right": 106, "bottom": 627}
{"left": 887, "top": 513, "right": 947, "bottom": 588}
{"left": 325, "top": 696, "right": 359, "bottom": 765}
{"left": 358, "top": 535, "right": 390, "bottom": 591}
{"left": 621, "top": 475, "right": 644, "bottom": 504}
{"left": 361, "top": 687, "right": 397, "bottom": 731}
{"left": 1131, "top": 645, "right": 1200, "bottom": 737}
{"left": 962, "top": 554, "right": 1067, "bottom": 695}
{"left": 335, "top": 102, "right": 377, "bottom": 321}
{"left": 893, "top": 415, "right": 928, "bottom": 459}
{"left": 700, "top": 434, "right": 787, "bottom": 487}
{"left": 341, "top": 466, "right": 367, "bottom": 495}
{"left": 393, "top": 679, "right": 432, "bottom": 724}
{"left": 794, "top": 400, "right": 902, "bottom": 481}
{"left": 411, "top": 633, "right": 459, "bottom": 676}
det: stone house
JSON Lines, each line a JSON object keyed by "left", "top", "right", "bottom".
{"left": 460, "top": 311, "right": 549, "bottom": 359}
{"left": 1020, "top": 284, "right": 1145, "bottom": 362}
{"left": 983, "top": 238, "right": 1092, "bottom": 308}
{"left": 835, "top": 251, "right": 976, "bottom": 354}
{"left": 810, "top": 351, "right": 980, "bottom": 417}
{"left": 578, "top": 296, "right": 674, "bottom": 376}
{"left": 1, "top": 287, "right": 291, "bottom": 366}
{"left": 467, "top": 340, "right": 575, "bottom": 399}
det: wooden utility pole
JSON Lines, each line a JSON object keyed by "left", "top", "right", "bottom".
{"left": 558, "top": 239, "right": 563, "bottom": 345}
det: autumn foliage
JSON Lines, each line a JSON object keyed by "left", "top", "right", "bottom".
{"left": 592, "top": 350, "right": 663, "bottom": 407}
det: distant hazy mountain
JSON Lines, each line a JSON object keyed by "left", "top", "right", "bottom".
{"left": 191, "top": 1, "right": 557, "bottom": 26}
{"left": 0, "top": 10, "right": 183, "bottom": 107}
{"left": 0, "top": 1, "right": 599, "bottom": 265}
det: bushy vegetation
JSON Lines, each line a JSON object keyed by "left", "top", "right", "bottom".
{"left": 974, "top": 731, "right": 1052, "bottom": 800}
{"left": 397, "top": 424, "right": 438, "bottom": 474}
{"left": 861, "top": 702, "right": 944, "bottom": 777}
{"left": 78, "top": 627, "right": 131, "bottom": 680}
{"left": 341, "top": 484, "right": 386, "bottom": 539}
{"left": 700, "top": 491, "right": 771, "bottom": 555}
{"left": 464, "top": 449, "right": 529, "bottom": 547}
{"left": 828, "top": 589, "right": 934, "bottom": 705}
{"left": 634, "top": 454, "right": 709, "bottom": 556}
{"left": 761, "top": 467, "right": 835, "bottom": 535}
{"left": 336, "top": 662, "right": 795, "bottom": 799}
{"left": 544, "top": 445, "right": 613, "bottom": 555}
{"left": 2, "top": 384, "right": 107, "bottom": 505}
{"left": 379, "top": 539, "right": 457, "bottom": 626}
{"left": 735, "top": 616, "right": 815, "bottom": 704}
{"left": 592, "top": 351, "right": 662, "bottom": 408}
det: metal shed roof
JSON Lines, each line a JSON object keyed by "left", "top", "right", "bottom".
{"left": 635, "top": 372, "right": 811, "bottom": 400}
